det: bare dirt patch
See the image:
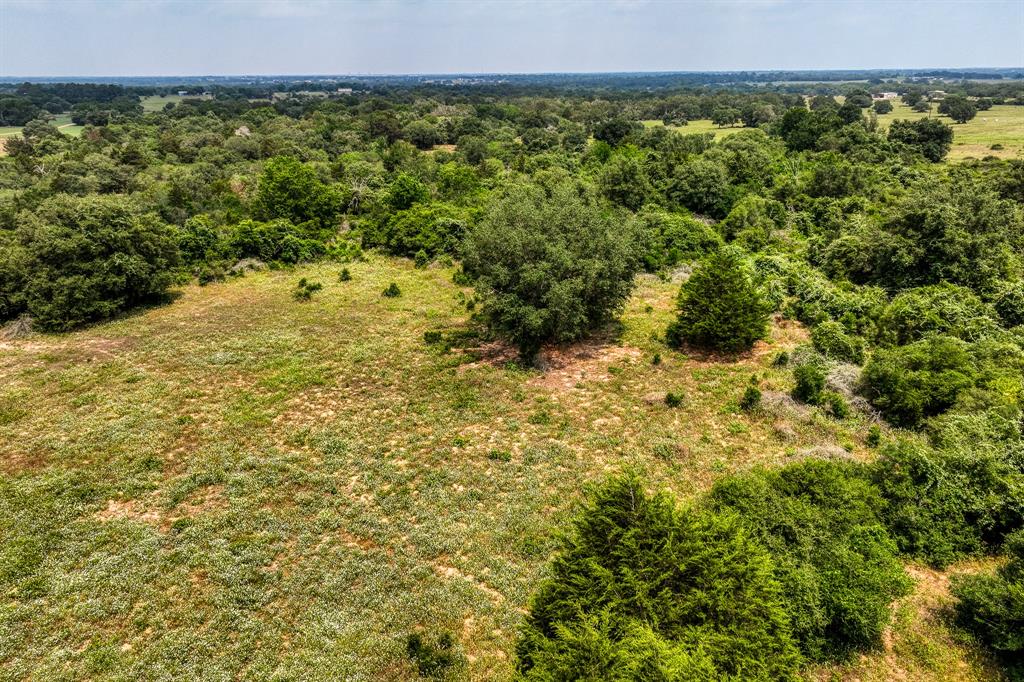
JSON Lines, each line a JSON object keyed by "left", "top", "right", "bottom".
{"left": 530, "top": 342, "right": 641, "bottom": 392}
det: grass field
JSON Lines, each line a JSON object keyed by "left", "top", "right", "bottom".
{"left": 141, "top": 94, "right": 212, "bottom": 112}
{"left": 642, "top": 118, "right": 747, "bottom": 140}
{"left": 645, "top": 103, "right": 1024, "bottom": 161}
{"left": 0, "top": 256, "right": 1001, "bottom": 680}
{"left": 874, "top": 103, "right": 1024, "bottom": 160}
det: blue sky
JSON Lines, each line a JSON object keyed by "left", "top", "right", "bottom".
{"left": 1, "top": 0, "right": 1022, "bottom": 76}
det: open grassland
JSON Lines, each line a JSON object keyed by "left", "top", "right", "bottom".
{"left": 642, "top": 118, "right": 747, "bottom": 140}
{"left": 141, "top": 94, "right": 212, "bottom": 112}
{"left": 646, "top": 104, "right": 1024, "bottom": 161}
{"left": 0, "top": 257, "right": 1000, "bottom": 680}
{"left": 875, "top": 103, "right": 1024, "bottom": 160}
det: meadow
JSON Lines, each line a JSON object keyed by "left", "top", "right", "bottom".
{"left": 645, "top": 103, "right": 1024, "bottom": 161}
{"left": 0, "top": 256, "right": 1001, "bottom": 680}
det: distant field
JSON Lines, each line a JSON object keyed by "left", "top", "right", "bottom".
{"left": 646, "top": 104, "right": 1024, "bottom": 161}
{"left": 875, "top": 102, "right": 1024, "bottom": 160}
{"left": 141, "top": 93, "right": 212, "bottom": 112}
{"left": 642, "top": 118, "right": 747, "bottom": 139}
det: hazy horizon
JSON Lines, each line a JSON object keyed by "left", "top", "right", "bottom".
{"left": 2, "top": 0, "right": 1022, "bottom": 78}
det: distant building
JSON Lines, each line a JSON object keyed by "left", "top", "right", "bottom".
{"left": 872, "top": 92, "right": 898, "bottom": 100}
{"left": 928, "top": 90, "right": 947, "bottom": 100}
{"left": 337, "top": 88, "right": 353, "bottom": 95}
{"left": 177, "top": 90, "right": 188, "bottom": 96}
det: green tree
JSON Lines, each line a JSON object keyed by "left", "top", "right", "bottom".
{"left": 462, "top": 183, "right": 642, "bottom": 361}
{"left": 9, "top": 195, "right": 180, "bottom": 331}
{"left": 667, "top": 246, "right": 770, "bottom": 352}
{"left": 517, "top": 474, "right": 802, "bottom": 681}
{"left": 939, "top": 96, "right": 978, "bottom": 124}
{"left": 887, "top": 118, "right": 954, "bottom": 162}
{"left": 253, "top": 156, "right": 342, "bottom": 230}
{"left": 872, "top": 100, "right": 893, "bottom": 115}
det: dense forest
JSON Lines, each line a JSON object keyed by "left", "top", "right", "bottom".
{"left": 1, "top": 76, "right": 1023, "bottom": 679}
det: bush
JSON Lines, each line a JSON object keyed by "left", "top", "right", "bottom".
{"left": 993, "top": 280, "right": 1024, "bottom": 328}
{"left": 866, "top": 424, "right": 882, "bottom": 447}
{"left": 859, "top": 335, "right": 976, "bottom": 428}
{"left": 667, "top": 158, "right": 732, "bottom": 218}
{"left": 253, "top": 156, "right": 342, "bottom": 229}
{"left": 339, "top": 267, "right": 351, "bottom": 282}
{"left": 667, "top": 246, "right": 770, "bottom": 353}
{"left": 462, "top": 182, "right": 642, "bottom": 361}
{"left": 516, "top": 474, "right": 802, "bottom": 680}
{"left": 292, "top": 278, "right": 322, "bottom": 301}
{"left": 363, "top": 202, "right": 471, "bottom": 258}
{"left": 664, "top": 391, "right": 684, "bottom": 408}
{"left": 382, "top": 282, "right": 401, "bottom": 298}
{"left": 228, "top": 219, "right": 326, "bottom": 264}
{"left": 741, "top": 384, "right": 763, "bottom": 411}
{"left": 875, "top": 283, "right": 998, "bottom": 346}
{"left": 887, "top": 118, "right": 953, "bottom": 162}
{"left": 792, "top": 360, "right": 827, "bottom": 405}
{"left": 4, "top": 195, "right": 180, "bottom": 331}
{"left": 951, "top": 530, "right": 1024, "bottom": 679}
{"left": 870, "top": 441, "right": 1024, "bottom": 567}
{"left": 709, "top": 460, "right": 911, "bottom": 661}
{"left": 811, "top": 320, "right": 864, "bottom": 364}
{"left": 824, "top": 391, "right": 850, "bottom": 419}
{"left": 631, "top": 207, "right": 722, "bottom": 271}
{"left": 406, "top": 631, "right": 465, "bottom": 679}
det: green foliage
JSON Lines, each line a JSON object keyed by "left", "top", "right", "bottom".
{"left": 811, "top": 320, "right": 864, "bottom": 364}
{"left": 598, "top": 153, "right": 651, "bottom": 211}
{"left": 253, "top": 156, "right": 342, "bottom": 229}
{"left": 632, "top": 208, "right": 722, "bottom": 272}
{"left": 792, "top": 359, "right": 827, "bottom": 405}
{"left": 875, "top": 283, "right": 998, "bottom": 346}
{"left": 866, "top": 424, "right": 881, "bottom": 447}
{"left": 291, "top": 278, "right": 322, "bottom": 301}
{"left": 860, "top": 335, "right": 977, "bottom": 428}
{"left": 363, "top": 202, "right": 471, "bottom": 258}
{"left": 718, "top": 193, "right": 785, "bottom": 246}
{"left": 462, "top": 182, "right": 642, "bottom": 360}
{"left": 3, "top": 194, "right": 180, "bottom": 331}
{"left": 667, "top": 247, "right": 770, "bottom": 353}
{"left": 406, "top": 631, "right": 465, "bottom": 679}
{"left": 664, "top": 391, "right": 684, "bottom": 408}
{"left": 228, "top": 219, "right": 325, "bottom": 264}
{"left": 517, "top": 474, "right": 802, "bottom": 681}
{"left": 710, "top": 460, "right": 911, "bottom": 661}
{"left": 667, "top": 158, "right": 732, "bottom": 218}
{"left": 939, "top": 96, "right": 978, "bottom": 124}
{"left": 951, "top": 530, "right": 1024, "bottom": 680}
{"left": 887, "top": 118, "right": 953, "bottom": 162}
{"left": 870, "top": 440, "right": 1024, "bottom": 567}
{"left": 993, "top": 280, "right": 1024, "bottom": 328}
{"left": 339, "top": 267, "right": 351, "bottom": 282}
{"left": 382, "top": 282, "right": 401, "bottom": 298}
{"left": 741, "top": 384, "right": 762, "bottom": 411}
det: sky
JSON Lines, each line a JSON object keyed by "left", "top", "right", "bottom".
{"left": 1, "top": 0, "right": 1022, "bottom": 77}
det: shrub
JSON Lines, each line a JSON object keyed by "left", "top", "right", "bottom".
{"left": 5, "top": 195, "right": 180, "bottom": 331}
{"left": 824, "top": 391, "right": 850, "bottom": 419}
{"left": 462, "top": 182, "right": 642, "bottom": 361}
{"left": 631, "top": 207, "right": 722, "bottom": 271}
{"left": 423, "top": 331, "right": 443, "bottom": 345}
{"left": 993, "top": 280, "right": 1024, "bottom": 328}
{"left": 741, "top": 384, "right": 763, "bottom": 411}
{"left": 811, "top": 320, "right": 864, "bottom": 364}
{"left": 870, "top": 441, "right": 1024, "bottom": 567}
{"left": 667, "top": 158, "right": 732, "bottom": 218}
{"left": 406, "top": 631, "right": 465, "bottom": 679}
{"left": 666, "top": 246, "right": 770, "bottom": 353}
{"left": 363, "top": 202, "right": 471, "bottom": 258}
{"left": 792, "top": 360, "right": 827, "bottom": 405}
{"left": 382, "top": 282, "right": 401, "bottom": 298}
{"left": 228, "top": 219, "right": 325, "bottom": 264}
{"left": 664, "top": 391, "right": 684, "bottom": 408}
{"left": 292, "top": 278, "right": 322, "bottom": 301}
{"left": 253, "top": 156, "right": 342, "bottom": 229}
{"left": 887, "top": 118, "right": 953, "bottom": 162}
{"left": 951, "top": 530, "right": 1024, "bottom": 679}
{"left": 414, "top": 249, "right": 430, "bottom": 268}
{"left": 339, "top": 267, "right": 351, "bottom": 282}
{"left": 875, "top": 283, "right": 998, "bottom": 346}
{"left": 709, "top": 460, "right": 911, "bottom": 661}
{"left": 516, "top": 474, "right": 802, "bottom": 680}
{"left": 866, "top": 424, "right": 882, "bottom": 447}
{"left": 859, "top": 335, "right": 976, "bottom": 428}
